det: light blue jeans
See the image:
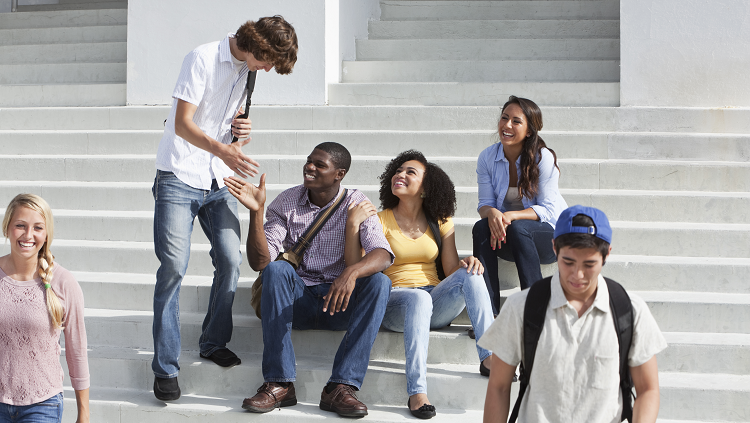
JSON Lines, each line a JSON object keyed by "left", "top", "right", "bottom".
{"left": 381, "top": 269, "right": 493, "bottom": 395}
{"left": 0, "top": 393, "right": 63, "bottom": 423}
{"left": 151, "top": 170, "right": 242, "bottom": 378}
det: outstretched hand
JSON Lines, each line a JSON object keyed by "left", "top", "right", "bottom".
{"left": 224, "top": 174, "right": 266, "bottom": 211}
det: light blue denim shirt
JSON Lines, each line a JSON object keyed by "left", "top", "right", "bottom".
{"left": 476, "top": 142, "right": 567, "bottom": 228}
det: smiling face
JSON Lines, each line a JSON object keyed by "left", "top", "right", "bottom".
{"left": 556, "top": 245, "right": 610, "bottom": 301}
{"left": 303, "top": 148, "right": 345, "bottom": 191}
{"left": 391, "top": 160, "right": 426, "bottom": 199}
{"left": 7, "top": 206, "right": 47, "bottom": 262}
{"left": 498, "top": 103, "right": 530, "bottom": 151}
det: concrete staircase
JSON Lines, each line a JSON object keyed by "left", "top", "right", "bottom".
{"left": 330, "top": 0, "right": 620, "bottom": 106}
{"left": 0, "top": 0, "right": 748, "bottom": 422}
{"left": 0, "top": 4, "right": 126, "bottom": 106}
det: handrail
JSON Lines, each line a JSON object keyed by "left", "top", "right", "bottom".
{"left": 11, "top": 0, "right": 18, "bottom": 12}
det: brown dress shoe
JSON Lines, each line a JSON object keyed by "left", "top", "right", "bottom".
{"left": 242, "top": 382, "right": 297, "bottom": 413}
{"left": 319, "top": 384, "right": 368, "bottom": 417}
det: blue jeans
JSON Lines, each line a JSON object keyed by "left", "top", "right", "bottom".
{"left": 0, "top": 393, "right": 63, "bottom": 423}
{"left": 260, "top": 260, "right": 390, "bottom": 389}
{"left": 381, "top": 270, "right": 493, "bottom": 396}
{"left": 473, "top": 218, "right": 556, "bottom": 314}
{"left": 152, "top": 170, "right": 242, "bottom": 378}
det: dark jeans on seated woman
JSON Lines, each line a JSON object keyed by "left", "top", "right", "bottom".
{"left": 472, "top": 218, "right": 557, "bottom": 314}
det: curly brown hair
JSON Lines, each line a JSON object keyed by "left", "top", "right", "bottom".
{"left": 236, "top": 16, "right": 298, "bottom": 75}
{"left": 379, "top": 150, "right": 457, "bottom": 223}
{"left": 500, "top": 95, "right": 559, "bottom": 200}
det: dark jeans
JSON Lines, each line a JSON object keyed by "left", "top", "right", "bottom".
{"left": 472, "top": 218, "right": 557, "bottom": 314}
{"left": 260, "top": 260, "right": 391, "bottom": 389}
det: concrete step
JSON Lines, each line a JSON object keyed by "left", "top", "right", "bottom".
{"left": 660, "top": 332, "right": 750, "bottom": 375}
{"left": 0, "top": 83, "right": 125, "bottom": 107}
{"left": 2, "top": 155, "right": 749, "bottom": 192}
{"left": 78, "top": 309, "right": 482, "bottom": 366}
{"left": 59, "top": 387, "right": 486, "bottom": 423}
{"left": 4, "top": 181, "right": 749, "bottom": 225}
{"left": 3, "top": 106, "right": 750, "bottom": 133}
{"left": 0, "top": 42, "right": 126, "bottom": 64}
{"left": 0, "top": 8, "right": 127, "bottom": 29}
{"left": 634, "top": 291, "right": 750, "bottom": 334}
{"left": 0, "top": 62, "right": 125, "bottom": 84}
{"left": 0, "top": 25, "right": 126, "bottom": 47}
{"left": 63, "top": 347, "right": 492, "bottom": 410}
{"left": 328, "top": 82, "right": 620, "bottom": 106}
{"left": 1, "top": 129, "right": 749, "bottom": 162}
{"left": 17, "top": 1, "right": 127, "bottom": 12}
{"left": 380, "top": 0, "right": 620, "bottom": 21}
{"left": 356, "top": 38, "right": 620, "bottom": 61}
{"left": 659, "top": 372, "right": 750, "bottom": 421}
{"left": 368, "top": 19, "right": 619, "bottom": 40}
{"left": 13, "top": 207, "right": 749, "bottom": 258}
{"left": 341, "top": 60, "right": 620, "bottom": 83}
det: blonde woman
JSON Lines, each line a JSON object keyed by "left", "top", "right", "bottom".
{"left": 0, "top": 194, "right": 89, "bottom": 423}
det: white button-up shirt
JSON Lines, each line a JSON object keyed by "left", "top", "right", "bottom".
{"left": 156, "top": 34, "right": 249, "bottom": 190}
{"left": 478, "top": 273, "right": 667, "bottom": 423}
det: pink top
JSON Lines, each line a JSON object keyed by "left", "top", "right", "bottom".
{"left": 0, "top": 264, "right": 90, "bottom": 405}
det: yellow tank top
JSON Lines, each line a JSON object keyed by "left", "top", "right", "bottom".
{"left": 378, "top": 209, "right": 453, "bottom": 288}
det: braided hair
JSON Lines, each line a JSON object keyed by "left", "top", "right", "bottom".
{"left": 3, "top": 194, "right": 64, "bottom": 329}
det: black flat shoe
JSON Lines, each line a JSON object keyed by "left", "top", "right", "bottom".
{"left": 479, "top": 361, "right": 490, "bottom": 377}
{"left": 408, "top": 398, "right": 436, "bottom": 419}
{"left": 154, "top": 376, "right": 181, "bottom": 401}
{"left": 200, "top": 348, "right": 241, "bottom": 367}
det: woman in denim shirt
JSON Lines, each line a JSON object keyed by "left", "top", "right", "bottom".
{"left": 472, "top": 96, "right": 567, "bottom": 314}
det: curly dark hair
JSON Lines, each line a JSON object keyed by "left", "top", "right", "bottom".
{"left": 500, "top": 95, "right": 559, "bottom": 200}
{"left": 236, "top": 15, "right": 298, "bottom": 75}
{"left": 379, "top": 150, "right": 456, "bottom": 223}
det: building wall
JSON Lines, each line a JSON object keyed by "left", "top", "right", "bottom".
{"left": 621, "top": 0, "right": 750, "bottom": 107}
{"left": 127, "top": 0, "right": 325, "bottom": 105}
{"left": 127, "top": 0, "right": 379, "bottom": 105}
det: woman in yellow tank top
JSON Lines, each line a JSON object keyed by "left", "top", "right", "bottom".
{"left": 345, "top": 150, "right": 494, "bottom": 419}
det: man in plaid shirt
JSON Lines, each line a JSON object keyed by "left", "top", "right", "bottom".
{"left": 225, "top": 142, "right": 394, "bottom": 418}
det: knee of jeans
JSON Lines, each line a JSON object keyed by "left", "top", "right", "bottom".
{"left": 409, "top": 289, "right": 433, "bottom": 318}
{"left": 506, "top": 221, "right": 530, "bottom": 239}
{"left": 262, "top": 261, "right": 295, "bottom": 291}
{"left": 473, "top": 218, "right": 491, "bottom": 239}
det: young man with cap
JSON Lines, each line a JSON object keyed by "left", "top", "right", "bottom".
{"left": 479, "top": 205, "right": 667, "bottom": 423}
{"left": 151, "top": 16, "right": 298, "bottom": 401}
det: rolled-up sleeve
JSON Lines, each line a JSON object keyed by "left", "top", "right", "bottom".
{"left": 529, "top": 148, "right": 567, "bottom": 227}
{"left": 264, "top": 200, "right": 288, "bottom": 260}
{"left": 172, "top": 50, "right": 207, "bottom": 106}
{"left": 477, "top": 145, "right": 499, "bottom": 211}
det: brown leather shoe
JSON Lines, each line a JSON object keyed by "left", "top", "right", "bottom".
{"left": 242, "top": 382, "right": 297, "bottom": 413}
{"left": 319, "top": 384, "right": 368, "bottom": 417}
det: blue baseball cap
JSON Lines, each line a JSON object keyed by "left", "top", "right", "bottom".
{"left": 553, "top": 205, "right": 612, "bottom": 244}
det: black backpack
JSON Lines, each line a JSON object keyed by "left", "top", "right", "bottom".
{"left": 509, "top": 276, "right": 635, "bottom": 423}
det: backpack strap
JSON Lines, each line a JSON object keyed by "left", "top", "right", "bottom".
{"left": 509, "top": 276, "right": 552, "bottom": 423}
{"left": 426, "top": 216, "right": 446, "bottom": 281}
{"left": 604, "top": 277, "right": 635, "bottom": 423}
{"left": 231, "top": 70, "right": 257, "bottom": 143}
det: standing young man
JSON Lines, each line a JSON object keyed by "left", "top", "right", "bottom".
{"left": 225, "top": 142, "right": 394, "bottom": 417}
{"left": 151, "top": 16, "right": 298, "bottom": 401}
{"left": 480, "top": 205, "right": 667, "bottom": 422}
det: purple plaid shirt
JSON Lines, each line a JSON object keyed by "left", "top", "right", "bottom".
{"left": 264, "top": 185, "right": 394, "bottom": 286}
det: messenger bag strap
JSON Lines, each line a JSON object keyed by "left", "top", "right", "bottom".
{"left": 231, "top": 69, "right": 257, "bottom": 143}
{"left": 288, "top": 188, "right": 348, "bottom": 258}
